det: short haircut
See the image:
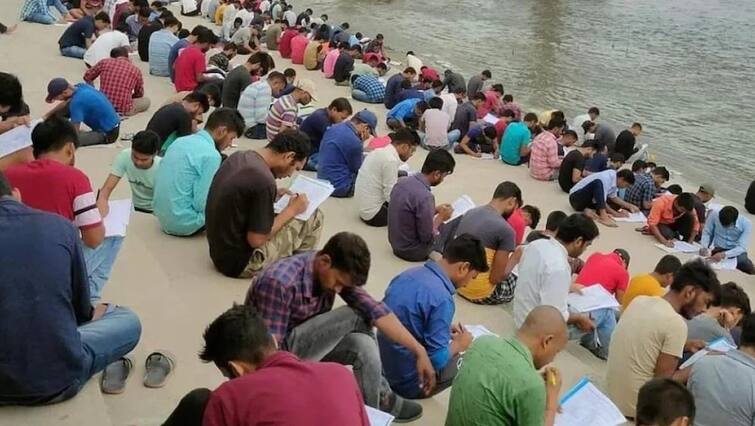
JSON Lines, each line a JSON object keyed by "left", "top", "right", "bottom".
{"left": 163, "top": 16, "right": 180, "bottom": 28}
{"left": 138, "top": 6, "right": 151, "bottom": 18}
{"left": 267, "top": 71, "right": 286, "bottom": 85}
{"left": 199, "top": 304, "right": 274, "bottom": 368}
{"left": 403, "top": 67, "right": 416, "bottom": 75}
{"left": 501, "top": 109, "right": 516, "bottom": 118}
{"left": 195, "top": 28, "right": 216, "bottom": 44}
{"left": 523, "top": 112, "right": 538, "bottom": 123}
{"left": 131, "top": 130, "right": 160, "bottom": 155}
{"left": 562, "top": 129, "right": 577, "bottom": 140}
{"left": 428, "top": 97, "right": 443, "bottom": 109}
{"left": 444, "top": 234, "right": 489, "bottom": 273}
{"left": 0, "top": 171, "right": 11, "bottom": 197}
{"left": 176, "top": 28, "right": 190, "bottom": 39}
{"left": 94, "top": 11, "right": 111, "bottom": 23}
{"left": 31, "top": 116, "right": 78, "bottom": 158}
{"left": 205, "top": 108, "right": 245, "bottom": 136}
{"left": 406, "top": 50, "right": 414, "bottom": 55}
{"left": 283, "top": 68, "right": 296, "bottom": 78}
{"left": 483, "top": 126, "right": 496, "bottom": 139}
{"left": 491, "top": 83, "right": 504, "bottom": 94}
{"left": 719, "top": 206, "right": 739, "bottom": 227}
{"left": 652, "top": 166, "right": 670, "bottom": 181}
{"left": 609, "top": 152, "right": 626, "bottom": 163}
{"left": 481, "top": 70, "right": 492, "bottom": 78}
{"left": 471, "top": 93, "right": 486, "bottom": 102}
{"left": 319, "top": 232, "right": 370, "bottom": 285}
{"left": 675, "top": 192, "right": 695, "bottom": 211}
{"left": 616, "top": 169, "right": 636, "bottom": 184}
{"left": 415, "top": 101, "right": 429, "bottom": 115}
{"left": 666, "top": 184, "right": 683, "bottom": 195}
{"left": 328, "top": 97, "right": 353, "bottom": 115}
{"left": 631, "top": 159, "right": 647, "bottom": 172}
{"left": 588, "top": 106, "right": 600, "bottom": 115}
{"left": 613, "top": 248, "right": 631, "bottom": 268}
{"left": 198, "top": 83, "right": 220, "bottom": 106}
{"left": 452, "top": 86, "right": 466, "bottom": 95}
{"left": 110, "top": 46, "right": 129, "bottom": 58}
{"left": 421, "top": 148, "right": 455, "bottom": 175}
{"left": 389, "top": 128, "right": 420, "bottom": 146}
{"left": 522, "top": 205, "right": 541, "bottom": 229}
{"left": 555, "top": 213, "right": 600, "bottom": 244}
{"left": 183, "top": 91, "right": 210, "bottom": 112}
{"left": 545, "top": 210, "right": 567, "bottom": 232}
{"left": 502, "top": 94, "right": 513, "bottom": 102}
{"left": 636, "top": 378, "right": 695, "bottom": 426}
{"left": 266, "top": 129, "right": 311, "bottom": 161}
{"left": 250, "top": 52, "right": 275, "bottom": 75}
{"left": 191, "top": 25, "right": 208, "bottom": 36}
{"left": 224, "top": 41, "right": 237, "bottom": 51}
{"left": 715, "top": 282, "right": 751, "bottom": 316}
{"left": 377, "top": 63, "right": 388, "bottom": 71}
{"left": 545, "top": 117, "right": 564, "bottom": 130}
{"left": 632, "top": 122, "right": 643, "bottom": 130}
{"left": 493, "top": 181, "right": 522, "bottom": 205}
{"left": 654, "top": 255, "right": 682, "bottom": 275}
{"left": 740, "top": 313, "right": 755, "bottom": 347}
{"left": 669, "top": 258, "right": 720, "bottom": 296}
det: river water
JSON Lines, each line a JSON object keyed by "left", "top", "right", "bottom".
{"left": 293, "top": 0, "right": 755, "bottom": 201}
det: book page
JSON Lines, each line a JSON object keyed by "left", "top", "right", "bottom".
{"left": 465, "top": 324, "right": 499, "bottom": 340}
{"left": 103, "top": 199, "right": 133, "bottom": 237}
{"left": 567, "top": 285, "right": 620, "bottom": 313}
{"left": 274, "top": 175, "right": 334, "bottom": 221}
{"left": 654, "top": 241, "right": 701, "bottom": 254}
{"left": 366, "top": 405, "right": 394, "bottom": 426}
{"left": 556, "top": 378, "right": 625, "bottom": 426}
{"left": 614, "top": 212, "right": 647, "bottom": 223}
{"left": 482, "top": 113, "right": 499, "bottom": 125}
{"left": 445, "top": 195, "right": 475, "bottom": 223}
{"left": 678, "top": 337, "right": 735, "bottom": 369}
{"left": 0, "top": 120, "right": 39, "bottom": 158}
{"left": 710, "top": 256, "right": 737, "bottom": 271}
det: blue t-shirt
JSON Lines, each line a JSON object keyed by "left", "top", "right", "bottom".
{"left": 500, "top": 121, "right": 532, "bottom": 165}
{"left": 317, "top": 121, "right": 363, "bottom": 197}
{"left": 69, "top": 84, "right": 120, "bottom": 133}
{"left": 298, "top": 108, "right": 331, "bottom": 152}
{"left": 387, "top": 98, "right": 421, "bottom": 121}
{"left": 397, "top": 89, "right": 424, "bottom": 103}
{"left": 378, "top": 261, "right": 456, "bottom": 398}
{"left": 586, "top": 153, "right": 608, "bottom": 173}
{"left": 58, "top": 16, "right": 95, "bottom": 48}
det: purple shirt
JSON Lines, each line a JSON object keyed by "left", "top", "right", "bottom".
{"left": 388, "top": 174, "right": 436, "bottom": 259}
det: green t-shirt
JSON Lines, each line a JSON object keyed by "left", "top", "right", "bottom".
{"left": 112, "top": 148, "right": 161, "bottom": 211}
{"left": 445, "top": 336, "right": 546, "bottom": 426}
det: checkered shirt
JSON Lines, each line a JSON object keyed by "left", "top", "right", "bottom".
{"left": 83, "top": 57, "right": 144, "bottom": 114}
{"left": 353, "top": 75, "right": 386, "bottom": 103}
{"left": 624, "top": 172, "right": 655, "bottom": 208}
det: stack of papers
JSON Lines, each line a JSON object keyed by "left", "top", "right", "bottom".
{"left": 614, "top": 212, "right": 647, "bottom": 223}
{"left": 567, "top": 285, "right": 620, "bottom": 312}
{"left": 273, "top": 175, "right": 334, "bottom": 221}
{"left": 103, "top": 199, "right": 133, "bottom": 237}
{"left": 465, "top": 324, "right": 499, "bottom": 340}
{"left": 654, "top": 240, "right": 700, "bottom": 254}
{"left": 445, "top": 195, "right": 475, "bottom": 223}
{"left": 555, "top": 378, "right": 625, "bottom": 426}
{"left": 0, "top": 120, "right": 38, "bottom": 158}
{"left": 482, "top": 113, "right": 499, "bottom": 125}
{"left": 679, "top": 337, "right": 736, "bottom": 369}
{"left": 478, "top": 153, "right": 496, "bottom": 160}
{"left": 366, "top": 405, "right": 394, "bottom": 426}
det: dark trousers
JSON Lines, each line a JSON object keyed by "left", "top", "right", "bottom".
{"left": 362, "top": 202, "right": 389, "bottom": 227}
{"left": 657, "top": 213, "right": 695, "bottom": 242}
{"left": 244, "top": 123, "right": 267, "bottom": 139}
{"left": 712, "top": 248, "right": 755, "bottom": 274}
{"left": 332, "top": 178, "right": 356, "bottom": 198}
{"left": 569, "top": 179, "right": 606, "bottom": 211}
{"left": 163, "top": 388, "right": 211, "bottom": 426}
{"left": 79, "top": 126, "right": 120, "bottom": 147}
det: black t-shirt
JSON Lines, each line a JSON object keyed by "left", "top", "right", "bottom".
{"left": 137, "top": 21, "right": 163, "bottom": 62}
{"left": 558, "top": 149, "right": 586, "bottom": 193}
{"left": 146, "top": 102, "right": 193, "bottom": 149}
{"left": 206, "top": 150, "right": 277, "bottom": 277}
{"left": 58, "top": 16, "right": 95, "bottom": 48}
{"left": 614, "top": 129, "right": 636, "bottom": 160}
{"left": 333, "top": 52, "right": 354, "bottom": 83}
{"left": 747, "top": 181, "right": 755, "bottom": 214}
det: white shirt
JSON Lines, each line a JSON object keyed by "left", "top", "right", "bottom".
{"left": 259, "top": 0, "right": 270, "bottom": 12}
{"left": 283, "top": 10, "right": 296, "bottom": 27}
{"left": 569, "top": 169, "right": 618, "bottom": 200}
{"left": 572, "top": 113, "right": 591, "bottom": 144}
{"left": 406, "top": 54, "right": 423, "bottom": 74}
{"left": 235, "top": 9, "right": 253, "bottom": 27}
{"left": 513, "top": 238, "right": 572, "bottom": 327}
{"left": 181, "top": 0, "right": 197, "bottom": 13}
{"left": 83, "top": 30, "right": 130, "bottom": 66}
{"left": 440, "top": 93, "right": 458, "bottom": 126}
{"left": 355, "top": 144, "right": 402, "bottom": 220}
{"left": 222, "top": 6, "right": 239, "bottom": 40}
{"left": 421, "top": 109, "right": 451, "bottom": 147}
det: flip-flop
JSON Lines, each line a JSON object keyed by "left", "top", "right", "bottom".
{"left": 143, "top": 351, "right": 176, "bottom": 388}
{"left": 101, "top": 357, "right": 133, "bottom": 395}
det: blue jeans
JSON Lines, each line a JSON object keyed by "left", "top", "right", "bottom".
{"left": 419, "top": 129, "right": 461, "bottom": 151}
{"left": 25, "top": 0, "right": 68, "bottom": 24}
{"left": 568, "top": 307, "right": 616, "bottom": 360}
{"left": 83, "top": 236, "right": 125, "bottom": 303}
{"left": 61, "top": 45, "right": 87, "bottom": 59}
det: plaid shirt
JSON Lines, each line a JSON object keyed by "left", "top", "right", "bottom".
{"left": 624, "top": 172, "right": 655, "bottom": 209}
{"left": 529, "top": 130, "right": 562, "bottom": 180}
{"left": 353, "top": 75, "right": 386, "bottom": 103}
{"left": 247, "top": 252, "right": 391, "bottom": 346}
{"left": 20, "top": 0, "right": 51, "bottom": 20}
{"left": 83, "top": 57, "right": 144, "bottom": 114}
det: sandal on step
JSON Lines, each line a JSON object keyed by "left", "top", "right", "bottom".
{"left": 101, "top": 357, "right": 133, "bottom": 395}
{"left": 143, "top": 351, "right": 176, "bottom": 388}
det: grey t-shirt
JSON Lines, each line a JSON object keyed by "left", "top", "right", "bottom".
{"left": 454, "top": 205, "right": 516, "bottom": 252}
{"left": 686, "top": 314, "right": 735, "bottom": 346}
{"left": 689, "top": 349, "right": 755, "bottom": 426}
{"left": 221, "top": 65, "right": 253, "bottom": 109}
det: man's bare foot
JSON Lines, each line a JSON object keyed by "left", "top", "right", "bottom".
{"left": 598, "top": 215, "right": 618, "bottom": 227}
{"left": 5, "top": 24, "right": 17, "bottom": 34}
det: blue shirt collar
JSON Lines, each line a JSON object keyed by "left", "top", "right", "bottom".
{"left": 423, "top": 260, "right": 455, "bottom": 296}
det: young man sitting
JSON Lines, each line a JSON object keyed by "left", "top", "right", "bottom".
{"left": 206, "top": 130, "right": 323, "bottom": 279}
{"left": 147, "top": 91, "right": 209, "bottom": 155}
{"left": 153, "top": 108, "right": 244, "bottom": 236}
{"left": 499, "top": 112, "right": 538, "bottom": 165}
{"left": 419, "top": 97, "right": 461, "bottom": 150}
{"left": 454, "top": 124, "right": 497, "bottom": 157}
{"left": 557, "top": 140, "right": 597, "bottom": 193}
{"left": 569, "top": 168, "right": 638, "bottom": 227}
{"left": 647, "top": 192, "right": 700, "bottom": 246}
{"left": 636, "top": 378, "right": 695, "bottom": 426}
{"left": 574, "top": 248, "right": 631, "bottom": 304}
{"left": 700, "top": 206, "right": 754, "bottom": 274}
{"left": 686, "top": 281, "right": 750, "bottom": 348}
{"left": 244, "top": 232, "right": 436, "bottom": 422}
{"left": 298, "top": 97, "right": 353, "bottom": 171}
{"left": 96, "top": 130, "right": 161, "bottom": 214}
{"left": 624, "top": 162, "right": 670, "bottom": 212}
{"left": 380, "top": 234, "right": 488, "bottom": 399}
{"left": 528, "top": 117, "right": 564, "bottom": 181}
{"left": 622, "top": 254, "right": 682, "bottom": 311}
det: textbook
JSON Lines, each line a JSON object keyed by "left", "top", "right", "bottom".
{"left": 465, "top": 324, "right": 499, "bottom": 340}
{"left": 614, "top": 212, "right": 647, "bottom": 223}
{"left": 0, "top": 120, "right": 38, "bottom": 158}
{"left": 679, "top": 337, "right": 736, "bottom": 369}
{"left": 104, "top": 199, "right": 133, "bottom": 237}
{"left": 445, "top": 195, "right": 475, "bottom": 223}
{"left": 654, "top": 240, "right": 700, "bottom": 254}
{"left": 567, "top": 285, "right": 620, "bottom": 313}
{"left": 555, "top": 378, "right": 625, "bottom": 426}
{"left": 274, "top": 175, "right": 334, "bottom": 221}
{"left": 366, "top": 405, "right": 394, "bottom": 426}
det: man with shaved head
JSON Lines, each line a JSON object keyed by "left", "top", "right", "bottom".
{"left": 445, "top": 306, "right": 568, "bottom": 426}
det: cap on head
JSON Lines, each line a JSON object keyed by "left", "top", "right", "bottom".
{"left": 46, "top": 78, "right": 70, "bottom": 103}
{"left": 354, "top": 109, "right": 377, "bottom": 135}
{"left": 699, "top": 183, "right": 716, "bottom": 197}
{"left": 294, "top": 78, "right": 317, "bottom": 101}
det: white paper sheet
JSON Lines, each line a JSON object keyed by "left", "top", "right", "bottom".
{"left": 556, "top": 378, "right": 625, "bottom": 426}
{"left": 614, "top": 212, "right": 647, "bottom": 223}
{"left": 273, "top": 175, "right": 334, "bottom": 221}
{"left": 482, "top": 113, "right": 499, "bottom": 125}
{"left": 0, "top": 120, "right": 39, "bottom": 158}
{"left": 567, "top": 285, "right": 620, "bottom": 313}
{"left": 654, "top": 240, "right": 700, "bottom": 254}
{"left": 445, "top": 195, "right": 475, "bottom": 223}
{"left": 366, "top": 405, "right": 394, "bottom": 426}
{"left": 710, "top": 256, "right": 738, "bottom": 271}
{"left": 103, "top": 199, "right": 133, "bottom": 237}
{"left": 478, "top": 153, "right": 495, "bottom": 160}
{"left": 465, "top": 324, "right": 499, "bottom": 340}
{"left": 679, "top": 337, "right": 736, "bottom": 369}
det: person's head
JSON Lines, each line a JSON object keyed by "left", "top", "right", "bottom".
{"left": 502, "top": 94, "right": 514, "bottom": 103}
{"left": 30, "top": 116, "right": 79, "bottom": 165}
{"left": 555, "top": 213, "right": 600, "bottom": 258}
{"left": 544, "top": 210, "right": 567, "bottom": 234}
{"left": 389, "top": 128, "right": 420, "bottom": 162}
{"left": 545, "top": 116, "right": 564, "bottom": 137}
{"left": 669, "top": 259, "right": 721, "bottom": 319}
{"left": 653, "top": 255, "right": 683, "bottom": 287}
{"left": 611, "top": 248, "right": 630, "bottom": 269}
{"left": 631, "top": 122, "right": 643, "bottom": 136}
{"left": 413, "top": 101, "right": 429, "bottom": 117}
{"left": 320, "top": 13, "right": 328, "bottom": 22}
{"left": 264, "top": 129, "right": 311, "bottom": 178}
{"left": 292, "top": 79, "right": 317, "bottom": 105}
{"left": 347, "top": 44, "right": 361, "bottom": 57}
{"left": 616, "top": 169, "right": 636, "bottom": 189}
{"left": 376, "top": 62, "right": 388, "bottom": 76}
{"left": 402, "top": 67, "right": 417, "bottom": 79}
{"left": 631, "top": 159, "right": 647, "bottom": 173}
{"left": 587, "top": 106, "right": 600, "bottom": 120}
{"left": 740, "top": 313, "right": 755, "bottom": 349}
{"left": 375, "top": 33, "right": 384, "bottom": 41}
{"left": 94, "top": 11, "right": 111, "bottom": 31}
{"left": 45, "top": 77, "right": 74, "bottom": 103}
{"left": 326, "top": 98, "right": 353, "bottom": 124}
{"left": 481, "top": 69, "right": 491, "bottom": 80}
{"left": 672, "top": 193, "right": 696, "bottom": 216}
{"left": 516, "top": 306, "right": 568, "bottom": 369}
{"left": 560, "top": 129, "right": 578, "bottom": 147}
{"left": 194, "top": 27, "right": 216, "bottom": 52}
{"left": 198, "top": 83, "right": 221, "bottom": 107}
{"left": 204, "top": 108, "right": 245, "bottom": 151}
{"left": 182, "top": 91, "right": 210, "bottom": 116}
{"left": 234, "top": 17, "right": 243, "bottom": 29}
{"left": 130, "top": 130, "right": 160, "bottom": 169}
{"left": 189, "top": 24, "right": 208, "bottom": 41}
{"left": 314, "top": 232, "right": 370, "bottom": 294}
{"left": 717, "top": 205, "right": 739, "bottom": 228}
{"left": 490, "top": 181, "right": 522, "bottom": 217}
{"left": 163, "top": 16, "right": 181, "bottom": 33}
{"left": 406, "top": 50, "right": 415, "bottom": 57}
{"left": 441, "top": 234, "right": 489, "bottom": 288}
{"left": 713, "top": 282, "right": 751, "bottom": 328}
{"left": 523, "top": 112, "right": 539, "bottom": 129}
{"left": 428, "top": 97, "right": 443, "bottom": 110}
{"left": 266, "top": 71, "right": 286, "bottom": 96}
{"left": 305, "top": 8, "right": 313, "bottom": 15}
{"left": 341, "top": 22, "right": 350, "bottom": 30}
{"left": 608, "top": 152, "right": 625, "bottom": 170}
{"left": 521, "top": 205, "right": 541, "bottom": 229}
{"left": 470, "top": 92, "right": 486, "bottom": 107}
{"left": 129, "top": 0, "right": 148, "bottom": 12}
{"left": 199, "top": 304, "right": 276, "bottom": 379}
{"left": 137, "top": 6, "right": 151, "bottom": 23}
{"left": 351, "top": 109, "right": 377, "bottom": 141}
{"left": 666, "top": 184, "right": 683, "bottom": 195}
{"left": 696, "top": 183, "right": 715, "bottom": 202}
{"left": 581, "top": 119, "right": 596, "bottom": 135}
{"left": 223, "top": 41, "right": 238, "bottom": 59}
{"left": 636, "top": 378, "right": 695, "bottom": 426}
{"left": 421, "top": 149, "right": 455, "bottom": 186}
{"left": 297, "top": 26, "right": 308, "bottom": 35}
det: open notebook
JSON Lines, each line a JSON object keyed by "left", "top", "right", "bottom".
{"left": 555, "top": 378, "right": 625, "bottom": 426}
{"left": 273, "top": 175, "right": 334, "bottom": 221}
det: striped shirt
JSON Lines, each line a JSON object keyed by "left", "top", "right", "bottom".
{"left": 20, "top": 0, "right": 53, "bottom": 20}
{"left": 265, "top": 94, "right": 299, "bottom": 141}
{"left": 238, "top": 80, "right": 273, "bottom": 127}
{"left": 528, "top": 130, "right": 562, "bottom": 181}
{"left": 353, "top": 75, "right": 386, "bottom": 103}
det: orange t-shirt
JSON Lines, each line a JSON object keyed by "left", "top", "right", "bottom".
{"left": 647, "top": 195, "right": 700, "bottom": 232}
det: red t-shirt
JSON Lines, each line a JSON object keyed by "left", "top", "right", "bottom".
{"left": 278, "top": 29, "right": 298, "bottom": 59}
{"left": 575, "top": 252, "right": 630, "bottom": 295}
{"left": 495, "top": 119, "right": 510, "bottom": 142}
{"left": 420, "top": 66, "right": 440, "bottom": 82}
{"left": 506, "top": 208, "right": 526, "bottom": 245}
{"left": 290, "top": 35, "right": 309, "bottom": 64}
{"left": 4, "top": 158, "right": 102, "bottom": 231}
{"left": 173, "top": 46, "right": 207, "bottom": 92}
{"left": 203, "top": 352, "right": 370, "bottom": 426}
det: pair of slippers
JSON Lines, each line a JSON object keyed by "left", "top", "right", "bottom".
{"left": 101, "top": 351, "right": 175, "bottom": 395}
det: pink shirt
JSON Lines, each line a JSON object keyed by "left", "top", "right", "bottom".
{"left": 290, "top": 35, "right": 309, "bottom": 65}
{"left": 528, "top": 130, "right": 562, "bottom": 181}
{"left": 323, "top": 49, "right": 340, "bottom": 78}
{"left": 476, "top": 90, "right": 501, "bottom": 118}
{"left": 421, "top": 109, "right": 451, "bottom": 147}
{"left": 506, "top": 208, "right": 526, "bottom": 245}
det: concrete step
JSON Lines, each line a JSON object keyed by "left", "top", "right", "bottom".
{"left": 0, "top": 380, "right": 113, "bottom": 426}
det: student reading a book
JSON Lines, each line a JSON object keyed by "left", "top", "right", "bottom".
{"left": 206, "top": 130, "right": 323, "bottom": 278}
{"left": 685, "top": 281, "right": 750, "bottom": 348}
{"left": 636, "top": 378, "right": 695, "bottom": 426}
{"left": 700, "top": 206, "right": 754, "bottom": 275}
{"left": 163, "top": 304, "right": 369, "bottom": 426}
{"left": 622, "top": 254, "right": 682, "bottom": 311}
{"left": 607, "top": 259, "right": 721, "bottom": 417}
{"left": 244, "top": 232, "right": 436, "bottom": 422}
{"left": 379, "top": 234, "right": 488, "bottom": 399}
{"left": 445, "top": 306, "right": 567, "bottom": 426}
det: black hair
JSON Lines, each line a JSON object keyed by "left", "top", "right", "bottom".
{"left": 137, "top": 6, "right": 151, "bottom": 18}
{"left": 116, "top": 22, "right": 130, "bottom": 33}
{"left": 562, "top": 129, "right": 577, "bottom": 140}
{"left": 421, "top": 148, "right": 455, "bottom": 175}
{"left": 195, "top": 28, "right": 217, "bottom": 44}
{"left": 715, "top": 282, "right": 751, "bottom": 316}
{"left": 328, "top": 97, "right": 353, "bottom": 115}
{"left": 483, "top": 126, "right": 497, "bottom": 139}
{"left": 183, "top": 91, "right": 210, "bottom": 112}
{"left": 555, "top": 213, "right": 600, "bottom": 244}
{"left": 110, "top": 46, "right": 129, "bottom": 58}
{"left": 205, "top": 108, "right": 245, "bottom": 137}
{"left": 305, "top": 8, "right": 313, "bottom": 13}
{"left": 249, "top": 52, "right": 275, "bottom": 76}
{"left": 199, "top": 304, "right": 274, "bottom": 368}
{"left": 545, "top": 210, "right": 567, "bottom": 232}
{"left": 319, "top": 232, "right": 370, "bottom": 285}
{"left": 588, "top": 106, "right": 600, "bottom": 116}
{"left": 267, "top": 70, "right": 286, "bottom": 84}
{"left": 94, "top": 11, "right": 111, "bottom": 23}
{"left": 163, "top": 16, "right": 181, "bottom": 28}
{"left": 522, "top": 205, "right": 541, "bottom": 229}
{"left": 545, "top": 117, "right": 564, "bottom": 130}
{"left": 675, "top": 193, "right": 695, "bottom": 211}
{"left": 403, "top": 67, "right": 417, "bottom": 75}
{"left": 669, "top": 259, "right": 720, "bottom": 296}
{"left": 177, "top": 28, "right": 190, "bottom": 39}
{"left": 666, "top": 184, "right": 683, "bottom": 195}
{"left": 400, "top": 79, "right": 412, "bottom": 89}
{"left": 501, "top": 109, "right": 516, "bottom": 118}
{"left": 377, "top": 63, "right": 388, "bottom": 71}
{"left": 617, "top": 169, "right": 635, "bottom": 185}
{"left": 471, "top": 93, "right": 486, "bottom": 102}
{"left": 428, "top": 97, "right": 443, "bottom": 110}
{"left": 636, "top": 378, "right": 695, "bottom": 426}
{"left": 31, "top": 116, "right": 78, "bottom": 158}
{"left": 321, "top": 14, "right": 328, "bottom": 19}
{"left": 341, "top": 22, "right": 349, "bottom": 29}
{"left": 523, "top": 112, "right": 538, "bottom": 123}
{"left": 493, "top": 181, "right": 522, "bottom": 205}
{"left": 631, "top": 160, "right": 647, "bottom": 172}
{"left": 481, "top": 70, "right": 492, "bottom": 78}
{"left": 491, "top": 83, "right": 504, "bottom": 94}
{"left": 198, "top": 83, "right": 220, "bottom": 107}
{"left": 415, "top": 101, "right": 429, "bottom": 115}
{"left": 581, "top": 120, "right": 594, "bottom": 133}
{"left": 0, "top": 172, "right": 11, "bottom": 197}
{"left": 609, "top": 152, "right": 626, "bottom": 163}
{"left": 655, "top": 255, "right": 682, "bottom": 275}
{"left": 406, "top": 50, "right": 414, "bottom": 56}
{"left": 719, "top": 206, "right": 739, "bottom": 227}
{"left": 740, "top": 313, "right": 755, "bottom": 347}
{"left": 444, "top": 234, "right": 489, "bottom": 273}
{"left": 234, "top": 17, "right": 243, "bottom": 25}
{"left": 502, "top": 94, "right": 513, "bottom": 102}
{"left": 632, "top": 122, "right": 643, "bottom": 130}
{"left": 224, "top": 41, "right": 238, "bottom": 51}
{"left": 131, "top": 130, "right": 160, "bottom": 155}
{"left": 613, "top": 248, "right": 631, "bottom": 268}
{"left": 652, "top": 166, "right": 670, "bottom": 181}
{"left": 266, "top": 129, "right": 312, "bottom": 161}
{"left": 389, "top": 128, "right": 420, "bottom": 146}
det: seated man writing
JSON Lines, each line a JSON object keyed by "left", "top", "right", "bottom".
{"left": 647, "top": 192, "right": 700, "bottom": 246}
{"left": 700, "top": 206, "right": 753, "bottom": 274}
{"left": 569, "top": 168, "right": 638, "bottom": 227}
{"left": 146, "top": 91, "right": 209, "bottom": 155}
{"left": 574, "top": 248, "right": 631, "bottom": 304}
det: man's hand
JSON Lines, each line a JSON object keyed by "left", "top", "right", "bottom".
{"left": 664, "top": 239, "right": 675, "bottom": 248}
{"left": 615, "top": 209, "right": 630, "bottom": 218}
{"left": 627, "top": 204, "right": 640, "bottom": 214}
{"left": 286, "top": 193, "right": 309, "bottom": 215}
{"left": 97, "top": 197, "right": 110, "bottom": 218}
{"left": 415, "top": 349, "right": 436, "bottom": 396}
{"left": 569, "top": 283, "right": 585, "bottom": 294}
{"left": 451, "top": 323, "right": 473, "bottom": 352}
{"left": 276, "top": 187, "right": 292, "bottom": 201}
{"left": 92, "top": 303, "right": 110, "bottom": 321}
{"left": 543, "top": 366, "right": 562, "bottom": 412}
{"left": 436, "top": 204, "right": 454, "bottom": 221}
{"left": 684, "top": 339, "right": 707, "bottom": 353}
{"left": 710, "top": 251, "right": 726, "bottom": 262}
{"left": 574, "top": 315, "right": 595, "bottom": 332}
{"left": 699, "top": 248, "right": 711, "bottom": 257}
{"left": 718, "top": 309, "right": 737, "bottom": 329}
{"left": 11, "top": 115, "right": 31, "bottom": 127}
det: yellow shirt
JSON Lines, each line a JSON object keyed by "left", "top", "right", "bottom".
{"left": 621, "top": 274, "right": 665, "bottom": 311}
{"left": 215, "top": 4, "right": 227, "bottom": 25}
{"left": 458, "top": 248, "right": 496, "bottom": 300}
